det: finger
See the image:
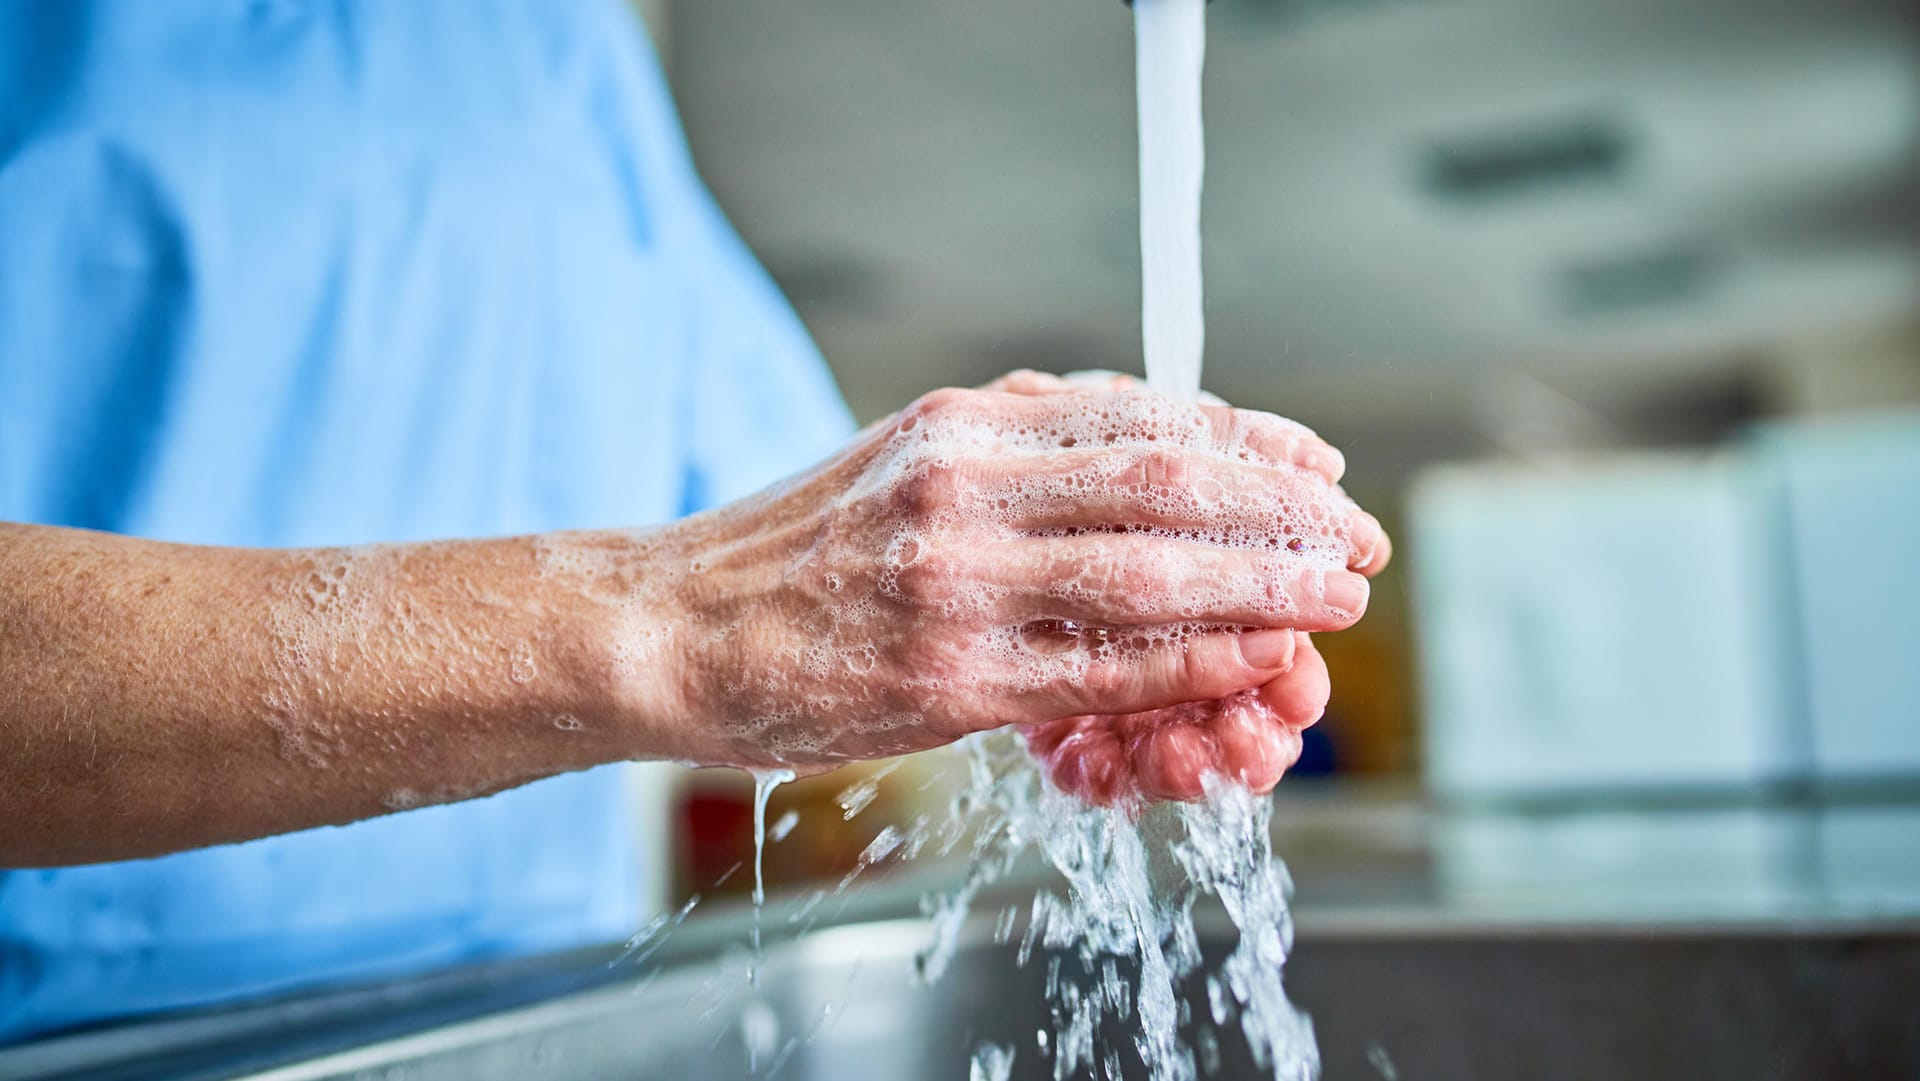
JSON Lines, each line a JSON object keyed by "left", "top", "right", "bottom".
{"left": 963, "top": 447, "right": 1345, "bottom": 541}
{"left": 1008, "top": 391, "right": 1344, "bottom": 487}
{"left": 983, "top": 370, "right": 1076, "bottom": 396}
{"left": 1021, "top": 715, "right": 1074, "bottom": 759}
{"left": 990, "top": 535, "right": 1369, "bottom": 631}
{"left": 1060, "top": 370, "right": 1144, "bottom": 393}
{"left": 1190, "top": 402, "right": 1345, "bottom": 486}
{"left": 1256, "top": 633, "right": 1331, "bottom": 730}
{"left": 1037, "top": 627, "right": 1301, "bottom": 720}
{"left": 1208, "top": 695, "right": 1294, "bottom": 794}
{"left": 1346, "top": 508, "right": 1392, "bottom": 575}
{"left": 1028, "top": 719, "right": 1131, "bottom": 805}
{"left": 990, "top": 369, "right": 1147, "bottom": 396}
{"left": 987, "top": 369, "right": 1241, "bottom": 414}
{"left": 1036, "top": 696, "right": 1300, "bottom": 806}
{"left": 1133, "top": 721, "right": 1217, "bottom": 802}
{"left": 908, "top": 387, "right": 1346, "bottom": 490}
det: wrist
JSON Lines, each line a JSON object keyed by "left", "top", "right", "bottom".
{"left": 543, "top": 528, "right": 702, "bottom": 764}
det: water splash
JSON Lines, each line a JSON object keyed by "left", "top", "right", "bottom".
{"left": 612, "top": 893, "right": 701, "bottom": 970}
{"left": 1174, "top": 779, "right": 1317, "bottom": 1079}
{"left": 740, "top": 997, "right": 780, "bottom": 1074}
{"left": 971, "top": 1041, "right": 1017, "bottom": 1081}
{"left": 836, "top": 758, "right": 902, "bottom": 820}
{"left": 769, "top": 809, "right": 801, "bottom": 843}
{"left": 921, "top": 735, "right": 1317, "bottom": 1081}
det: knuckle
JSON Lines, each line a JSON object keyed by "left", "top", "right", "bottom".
{"left": 1113, "top": 447, "right": 1192, "bottom": 492}
{"left": 1177, "top": 639, "right": 1215, "bottom": 689}
{"left": 1080, "top": 660, "right": 1134, "bottom": 703}
{"left": 907, "top": 386, "right": 975, "bottom": 421}
{"left": 896, "top": 460, "right": 964, "bottom": 516}
{"left": 1201, "top": 403, "right": 1241, "bottom": 449}
{"left": 1259, "top": 568, "right": 1291, "bottom": 608}
{"left": 1319, "top": 442, "right": 1348, "bottom": 479}
{"left": 892, "top": 560, "right": 941, "bottom": 604}
{"left": 892, "top": 564, "right": 937, "bottom": 604}
{"left": 994, "top": 368, "right": 1045, "bottom": 391}
{"left": 1253, "top": 421, "right": 1302, "bottom": 460}
{"left": 1139, "top": 448, "right": 1190, "bottom": 490}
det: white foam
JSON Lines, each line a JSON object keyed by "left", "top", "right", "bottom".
{"left": 263, "top": 547, "right": 402, "bottom": 769}
{"left": 509, "top": 642, "right": 537, "bottom": 684}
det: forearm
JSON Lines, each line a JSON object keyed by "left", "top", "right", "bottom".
{"left": 0, "top": 523, "right": 681, "bottom": 866}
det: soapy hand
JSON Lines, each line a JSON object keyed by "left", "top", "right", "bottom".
{"left": 641, "top": 373, "right": 1384, "bottom": 774}
{"left": 987, "top": 370, "right": 1392, "bottom": 805}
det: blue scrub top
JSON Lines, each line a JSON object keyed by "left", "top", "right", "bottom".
{"left": 0, "top": 0, "right": 853, "bottom": 1042}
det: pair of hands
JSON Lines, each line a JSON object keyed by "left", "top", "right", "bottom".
{"left": 996, "top": 371, "right": 1389, "bottom": 804}
{"left": 637, "top": 370, "right": 1390, "bottom": 805}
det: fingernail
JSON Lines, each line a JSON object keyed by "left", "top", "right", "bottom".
{"left": 1239, "top": 628, "right": 1297, "bottom": 669}
{"left": 1325, "top": 571, "right": 1370, "bottom": 617}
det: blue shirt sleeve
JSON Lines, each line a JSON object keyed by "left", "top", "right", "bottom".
{"left": 676, "top": 187, "right": 856, "bottom": 514}
{"left": 567, "top": 0, "right": 855, "bottom": 515}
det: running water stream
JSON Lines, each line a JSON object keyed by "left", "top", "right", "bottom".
{"left": 1135, "top": 0, "right": 1207, "bottom": 403}
{"left": 749, "top": 768, "right": 795, "bottom": 991}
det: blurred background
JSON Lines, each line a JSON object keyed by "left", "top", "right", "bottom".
{"left": 634, "top": 0, "right": 1919, "bottom": 916}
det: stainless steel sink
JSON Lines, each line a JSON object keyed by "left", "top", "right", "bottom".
{"left": 7, "top": 898, "right": 1916, "bottom": 1081}
{"left": 9, "top": 791, "right": 1919, "bottom": 1080}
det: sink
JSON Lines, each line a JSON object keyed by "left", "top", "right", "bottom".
{"left": 10, "top": 791, "right": 1920, "bottom": 1080}
{"left": 6, "top": 898, "right": 1915, "bottom": 1081}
